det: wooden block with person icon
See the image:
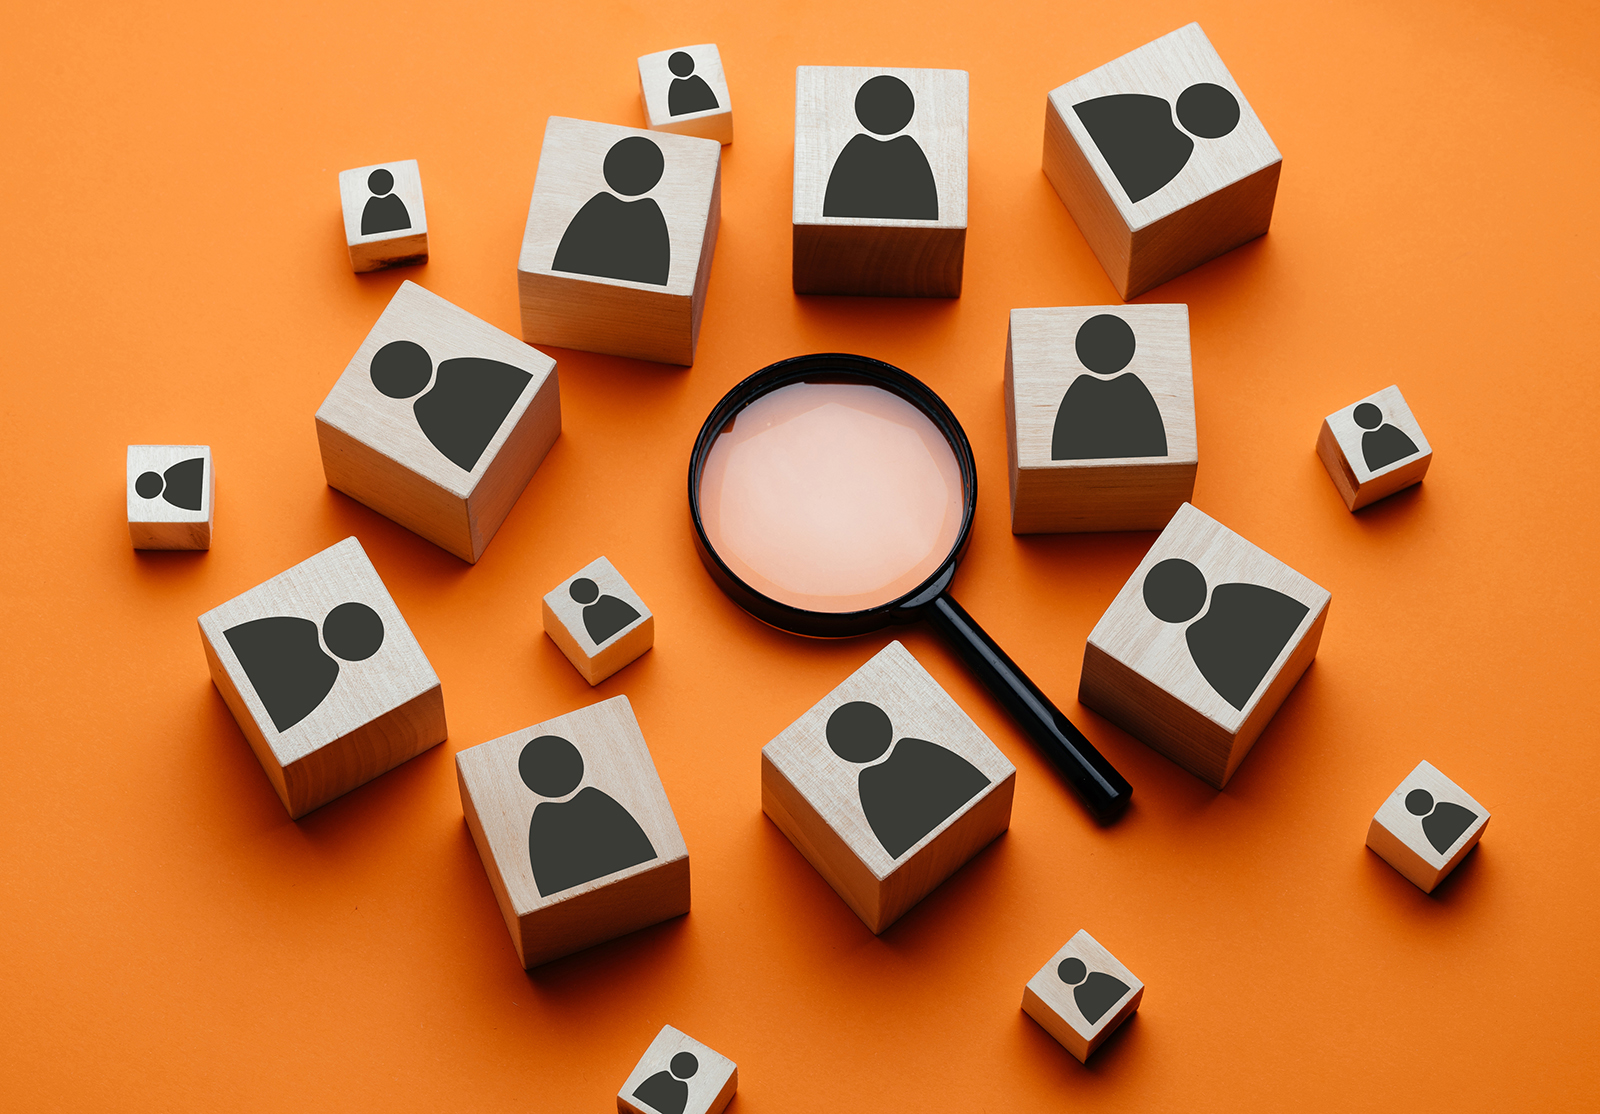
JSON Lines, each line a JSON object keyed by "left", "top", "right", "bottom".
{"left": 618, "top": 1024, "right": 737, "bottom": 1114}
{"left": 639, "top": 44, "right": 733, "bottom": 145}
{"left": 197, "top": 536, "right": 447, "bottom": 818}
{"left": 315, "top": 280, "right": 561, "bottom": 564}
{"left": 128, "top": 444, "right": 214, "bottom": 550}
{"left": 1044, "top": 23, "right": 1281, "bottom": 299}
{"left": 760, "top": 640, "right": 1015, "bottom": 934}
{"left": 338, "top": 159, "right": 428, "bottom": 273}
{"left": 1079, "top": 503, "right": 1330, "bottom": 788}
{"left": 1317, "top": 385, "right": 1433, "bottom": 511}
{"left": 1366, "top": 760, "right": 1489, "bottom": 893}
{"left": 543, "top": 556, "right": 654, "bottom": 686}
{"left": 1022, "top": 930, "right": 1144, "bottom": 1063}
{"left": 518, "top": 117, "right": 722, "bottom": 365}
{"left": 456, "top": 695, "right": 689, "bottom": 969}
{"left": 792, "top": 66, "right": 968, "bottom": 297}
{"left": 1006, "top": 304, "right": 1197, "bottom": 533}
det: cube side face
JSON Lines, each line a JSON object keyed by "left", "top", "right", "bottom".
{"left": 877, "top": 767, "right": 1015, "bottom": 930}
{"left": 1126, "top": 160, "right": 1278, "bottom": 297}
{"left": 339, "top": 160, "right": 428, "bottom": 272}
{"left": 465, "top": 366, "right": 562, "bottom": 561}
{"left": 1023, "top": 930, "right": 1144, "bottom": 1062}
{"left": 618, "top": 1025, "right": 738, "bottom": 1114}
{"left": 543, "top": 556, "right": 655, "bottom": 685}
{"left": 1042, "top": 94, "right": 1133, "bottom": 297}
{"left": 1321, "top": 385, "right": 1433, "bottom": 510}
{"left": 128, "top": 445, "right": 213, "bottom": 550}
{"left": 1368, "top": 760, "right": 1488, "bottom": 892}
{"left": 317, "top": 418, "right": 473, "bottom": 560}
{"left": 792, "top": 223, "right": 965, "bottom": 297}
{"left": 1079, "top": 641, "right": 1234, "bottom": 787}
{"left": 761, "top": 752, "right": 884, "bottom": 929}
{"left": 279, "top": 684, "right": 446, "bottom": 817}
{"left": 639, "top": 45, "right": 733, "bottom": 143}
{"left": 518, "top": 270, "right": 695, "bottom": 365}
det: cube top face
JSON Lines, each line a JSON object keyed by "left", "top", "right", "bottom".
{"left": 1374, "top": 760, "right": 1489, "bottom": 871}
{"left": 1009, "top": 304, "right": 1196, "bottom": 474}
{"left": 1026, "top": 930, "right": 1143, "bottom": 1046}
{"left": 793, "top": 66, "right": 968, "bottom": 231}
{"left": 455, "top": 695, "right": 687, "bottom": 919}
{"left": 197, "top": 537, "right": 439, "bottom": 768}
{"left": 1087, "top": 503, "right": 1331, "bottom": 734}
{"left": 1323, "top": 385, "right": 1432, "bottom": 486}
{"left": 1048, "top": 22, "right": 1279, "bottom": 231}
{"left": 518, "top": 117, "right": 721, "bottom": 298}
{"left": 315, "top": 280, "right": 557, "bottom": 500}
{"left": 544, "top": 556, "right": 650, "bottom": 654}
{"left": 619, "top": 1024, "right": 736, "bottom": 1114}
{"left": 338, "top": 159, "right": 427, "bottom": 246}
{"left": 639, "top": 45, "right": 731, "bottom": 130}
{"left": 127, "top": 444, "right": 212, "bottom": 525}
{"left": 761, "top": 640, "right": 1014, "bottom": 880}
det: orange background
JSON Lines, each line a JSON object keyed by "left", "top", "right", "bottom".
{"left": 4, "top": 1, "right": 1598, "bottom": 1110}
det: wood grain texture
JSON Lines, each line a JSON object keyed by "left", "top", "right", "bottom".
{"left": 196, "top": 536, "right": 446, "bottom": 818}
{"left": 1366, "top": 760, "right": 1489, "bottom": 893}
{"left": 760, "top": 640, "right": 1014, "bottom": 934}
{"left": 792, "top": 66, "right": 967, "bottom": 296}
{"left": 638, "top": 45, "right": 733, "bottom": 145}
{"left": 1043, "top": 23, "right": 1281, "bottom": 298}
{"left": 1079, "top": 503, "right": 1330, "bottom": 788}
{"left": 616, "top": 1024, "right": 737, "bottom": 1114}
{"left": 455, "top": 695, "right": 689, "bottom": 969}
{"left": 1005, "top": 304, "right": 1196, "bottom": 533}
{"left": 337, "top": 159, "right": 427, "bottom": 273}
{"left": 1021, "top": 929, "right": 1144, "bottom": 1063}
{"left": 315, "top": 280, "right": 560, "bottom": 563}
{"left": 1317, "top": 384, "right": 1433, "bottom": 511}
{"left": 518, "top": 117, "right": 721, "bottom": 365}
{"left": 542, "top": 555, "right": 654, "bottom": 686}
{"left": 127, "top": 444, "right": 213, "bottom": 550}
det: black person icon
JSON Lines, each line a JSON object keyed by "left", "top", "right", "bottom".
{"left": 520, "top": 734, "right": 657, "bottom": 897}
{"left": 1406, "top": 788, "right": 1479, "bottom": 855}
{"left": 134, "top": 456, "right": 205, "bottom": 511}
{"left": 1354, "top": 402, "right": 1420, "bottom": 472}
{"left": 666, "top": 51, "right": 719, "bottom": 116}
{"left": 825, "top": 701, "right": 990, "bottom": 859}
{"left": 1051, "top": 313, "right": 1168, "bottom": 460}
{"left": 569, "top": 577, "right": 641, "bottom": 646}
{"left": 823, "top": 75, "right": 938, "bottom": 220}
{"left": 1073, "top": 82, "right": 1241, "bottom": 203}
{"left": 1057, "top": 956, "right": 1131, "bottom": 1026}
{"left": 552, "top": 136, "right": 671, "bottom": 285}
{"left": 368, "top": 339, "right": 532, "bottom": 472}
{"left": 223, "top": 602, "right": 385, "bottom": 733}
{"left": 360, "top": 168, "right": 412, "bottom": 235}
{"left": 1143, "top": 557, "right": 1310, "bottom": 712}
{"left": 632, "top": 1051, "right": 698, "bottom": 1114}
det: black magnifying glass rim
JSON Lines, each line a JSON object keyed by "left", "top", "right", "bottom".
{"left": 688, "top": 352, "right": 978, "bottom": 638}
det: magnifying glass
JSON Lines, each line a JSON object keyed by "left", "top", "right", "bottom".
{"left": 688, "top": 353, "right": 1132, "bottom": 824}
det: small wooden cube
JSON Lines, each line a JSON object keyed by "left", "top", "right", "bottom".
{"left": 761, "top": 640, "right": 1015, "bottom": 934}
{"left": 793, "top": 66, "right": 968, "bottom": 297}
{"left": 198, "top": 536, "right": 446, "bottom": 818}
{"left": 518, "top": 117, "right": 722, "bottom": 365}
{"left": 1006, "top": 304, "right": 1196, "bottom": 533}
{"left": 1022, "top": 930, "right": 1144, "bottom": 1063}
{"left": 128, "top": 444, "right": 213, "bottom": 550}
{"left": 543, "top": 556, "right": 654, "bottom": 686}
{"left": 617, "top": 1025, "right": 737, "bottom": 1114}
{"left": 1366, "top": 760, "right": 1489, "bottom": 893}
{"left": 315, "top": 280, "right": 561, "bottom": 563}
{"left": 456, "top": 695, "right": 689, "bottom": 968}
{"left": 1044, "top": 23, "right": 1281, "bottom": 299}
{"left": 1317, "top": 385, "right": 1433, "bottom": 511}
{"left": 338, "top": 159, "right": 428, "bottom": 273}
{"left": 639, "top": 45, "right": 732, "bottom": 145}
{"left": 1079, "top": 503, "right": 1330, "bottom": 788}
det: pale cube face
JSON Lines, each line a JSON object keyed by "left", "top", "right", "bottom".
{"left": 544, "top": 556, "right": 650, "bottom": 653}
{"left": 639, "top": 44, "right": 731, "bottom": 126}
{"left": 618, "top": 1025, "right": 736, "bottom": 1114}
{"left": 1373, "top": 760, "right": 1489, "bottom": 870}
{"left": 1324, "top": 384, "right": 1431, "bottom": 484}
{"left": 1026, "top": 929, "right": 1143, "bottom": 1044}
{"left": 338, "top": 159, "right": 427, "bottom": 245}
{"left": 127, "top": 444, "right": 212, "bottom": 525}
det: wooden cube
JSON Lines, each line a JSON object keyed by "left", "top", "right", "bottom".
{"left": 315, "top": 280, "right": 561, "bottom": 563}
{"left": 456, "top": 695, "right": 689, "bottom": 968}
{"left": 1317, "top": 385, "right": 1433, "bottom": 511}
{"left": 1022, "top": 930, "right": 1144, "bottom": 1063}
{"left": 518, "top": 117, "right": 722, "bottom": 365}
{"left": 1366, "top": 760, "right": 1489, "bottom": 893}
{"left": 198, "top": 536, "right": 446, "bottom": 818}
{"left": 542, "top": 556, "right": 654, "bottom": 686}
{"left": 760, "top": 640, "right": 1015, "bottom": 934}
{"left": 338, "top": 159, "right": 428, "bottom": 273}
{"left": 1044, "top": 23, "right": 1281, "bottom": 299}
{"left": 1079, "top": 503, "right": 1330, "bottom": 788}
{"left": 639, "top": 45, "right": 732, "bottom": 145}
{"left": 793, "top": 66, "right": 968, "bottom": 297}
{"left": 128, "top": 444, "right": 213, "bottom": 550}
{"left": 617, "top": 1024, "right": 737, "bottom": 1114}
{"left": 1006, "top": 304, "right": 1196, "bottom": 533}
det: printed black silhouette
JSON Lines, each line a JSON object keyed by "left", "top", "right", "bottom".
{"left": 666, "top": 51, "right": 718, "bottom": 116}
{"left": 552, "top": 136, "right": 671, "bottom": 285}
{"left": 1405, "top": 788, "right": 1478, "bottom": 855}
{"left": 1353, "top": 402, "right": 1420, "bottom": 472}
{"left": 823, "top": 75, "right": 938, "bottom": 220}
{"left": 370, "top": 340, "right": 531, "bottom": 472}
{"left": 1052, "top": 313, "right": 1168, "bottom": 460}
{"left": 1073, "top": 82, "right": 1241, "bottom": 203}
{"left": 520, "top": 734, "right": 657, "bottom": 898}
{"left": 632, "top": 1051, "right": 698, "bottom": 1114}
{"left": 1143, "top": 557, "right": 1309, "bottom": 712}
{"left": 826, "top": 701, "right": 989, "bottom": 859}
{"left": 224, "top": 602, "right": 385, "bottom": 733}
{"left": 360, "top": 168, "right": 412, "bottom": 235}
{"left": 569, "top": 577, "right": 641, "bottom": 645}
{"left": 135, "top": 456, "right": 205, "bottom": 511}
{"left": 1057, "top": 956, "right": 1131, "bottom": 1026}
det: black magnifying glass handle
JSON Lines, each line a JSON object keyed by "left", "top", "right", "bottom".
{"left": 925, "top": 593, "right": 1131, "bottom": 824}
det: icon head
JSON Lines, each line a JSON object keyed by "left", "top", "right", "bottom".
{"left": 367, "top": 168, "right": 395, "bottom": 196}
{"left": 1353, "top": 403, "right": 1384, "bottom": 431}
{"left": 569, "top": 577, "right": 600, "bottom": 605}
{"left": 1076, "top": 314, "right": 1136, "bottom": 375}
{"left": 1143, "top": 558, "right": 1208, "bottom": 624}
{"left": 603, "top": 136, "right": 665, "bottom": 197}
{"left": 1405, "top": 788, "right": 1435, "bottom": 816}
{"left": 826, "top": 701, "right": 893, "bottom": 764}
{"left": 1175, "top": 82, "right": 1240, "bottom": 139}
{"left": 520, "top": 734, "right": 584, "bottom": 799}
{"left": 135, "top": 471, "right": 164, "bottom": 499}
{"left": 1057, "top": 957, "right": 1088, "bottom": 985}
{"left": 668, "top": 51, "right": 696, "bottom": 78}
{"left": 370, "top": 340, "right": 433, "bottom": 399}
{"left": 669, "top": 1052, "right": 699, "bottom": 1080}
{"left": 322, "top": 602, "right": 384, "bottom": 661}
{"left": 854, "top": 74, "right": 915, "bottom": 136}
